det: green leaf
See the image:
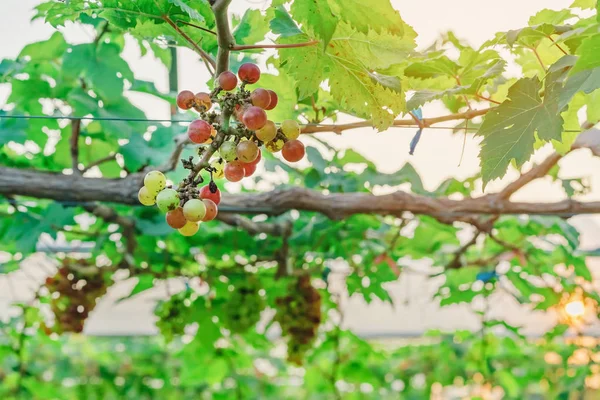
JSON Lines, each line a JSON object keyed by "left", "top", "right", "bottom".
{"left": 119, "top": 275, "right": 155, "bottom": 301}
{"left": 279, "top": 22, "right": 414, "bottom": 129}
{"left": 572, "top": 34, "right": 600, "bottom": 73}
{"left": 270, "top": 6, "right": 303, "bottom": 38}
{"left": 233, "top": 9, "right": 268, "bottom": 46}
{"left": 290, "top": 0, "right": 338, "bottom": 48}
{"left": 63, "top": 42, "right": 134, "bottom": 102}
{"left": 404, "top": 56, "right": 461, "bottom": 80}
{"left": 559, "top": 67, "right": 600, "bottom": 110}
{"left": 19, "top": 31, "right": 67, "bottom": 61}
{"left": 120, "top": 127, "right": 178, "bottom": 171}
{"left": 570, "top": 0, "right": 596, "bottom": 8}
{"left": 167, "top": 0, "right": 206, "bottom": 22}
{"left": 327, "top": 0, "right": 413, "bottom": 37}
{"left": 477, "top": 77, "right": 564, "bottom": 187}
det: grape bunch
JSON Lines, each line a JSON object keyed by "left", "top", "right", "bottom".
{"left": 274, "top": 274, "right": 322, "bottom": 365}
{"left": 139, "top": 62, "right": 306, "bottom": 236}
{"left": 154, "top": 289, "right": 192, "bottom": 342}
{"left": 43, "top": 259, "right": 109, "bottom": 334}
{"left": 220, "top": 273, "right": 266, "bottom": 334}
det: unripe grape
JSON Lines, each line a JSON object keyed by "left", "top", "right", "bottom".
{"left": 281, "top": 119, "right": 301, "bottom": 140}
{"left": 243, "top": 162, "right": 257, "bottom": 177}
{"left": 236, "top": 140, "right": 259, "bottom": 163}
{"left": 194, "top": 92, "right": 212, "bottom": 110}
{"left": 224, "top": 161, "right": 245, "bottom": 182}
{"left": 265, "top": 138, "right": 285, "bottom": 153}
{"left": 144, "top": 171, "right": 166, "bottom": 194}
{"left": 238, "top": 63, "right": 261, "bottom": 84}
{"left": 255, "top": 120, "right": 277, "bottom": 142}
{"left": 265, "top": 90, "right": 278, "bottom": 110}
{"left": 176, "top": 90, "right": 195, "bottom": 110}
{"left": 242, "top": 106, "right": 267, "bottom": 130}
{"left": 282, "top": 139, "right": 305, "bottom": 162}
{"left": 138, "top": 186, "right": 156, "bottom": 206}
{"left": 251, "top": 88, "right": 271, "bottom": 109}
{"left": 218, "top": 71, "right": 238, "bottom": 91}
{"left": 199, "top": 184, "right": 221, "bottom": 205}
{"left": 219, "top": 141, "right": 238, "bottom": 162}
{"left": 202, "top": 199, "right": 218, "bottom": 221}
{"left": 211, "top": 158, "right": 225, "bottom": 179}
{"left": 179, "top": 221, "right": 200, "bottom": 236}
{"left": 156, "top": 189, "right": 180, "bottom": 213}
{"left": 183, "top": 199, "right": 207, "bottom": 222}
{"left": 166, "top": 207, "right": 187, "bottom": 229}
{"left": 188, "top": 119, "right": 212, "bottom": 144}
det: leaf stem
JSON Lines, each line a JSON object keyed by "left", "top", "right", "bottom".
{"left": 175, "top": 19, "right": 217, "bottom": 35}
{"left": 162, "top": 15, "right": 216, "bottom": 70}
{"left": 230, "top": 40, "right": 320, "bottom": 51}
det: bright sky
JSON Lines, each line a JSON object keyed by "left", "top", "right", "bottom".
{"left": 1, "top": 0, "right": 599, "bottom": 336}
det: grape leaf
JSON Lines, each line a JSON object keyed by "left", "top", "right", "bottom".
{"left": 63, "top": 42, "right": 134, "bottom": 103}
{"left": 570, "top": 0, "right": 596, "bottom": 8}
{"left": 270, "top": 6, "right": 303, "bottom": 38}
{"left": 167, "top": 0, "right": 206, "bottom": 23}
{"left": 233, "top": 9, "right": 269, "bottom": 46}
{"left": 477, "top": 77, "right": 564, "bottom": 187}
{"left": 278, "top": 21, "right": 414, "bottom": 129}
{"left": 404, "top": 56, "right": 461, "bottom": 80}
{"left": 290, "top": 0, "right": 338, "bottom": 48}
{"left": 327, "top": 0, "right": 413, "bottom": 37}
{"left": 572, "top": 34, "right": 600, "bottom": 73}
{"left": 559, "top": 67, "right": 600, "bottom": 110}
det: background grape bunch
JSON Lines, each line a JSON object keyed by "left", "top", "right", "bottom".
{"left": 137, "top": 63, "right": 306, "bottom": 235}
{"left": 43, "top": 259, "right": 109, "bottom": 334}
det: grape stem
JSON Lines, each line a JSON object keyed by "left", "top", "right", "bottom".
{"left": 212, "top": 0, "right": 234, "bottom": 77}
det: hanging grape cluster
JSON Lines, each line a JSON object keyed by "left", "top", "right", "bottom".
{"left": 43, "top": 259, "right": 109, "bottom": 334}
{"left": 274, "top": 274, "right": 322, "bottom": 365}
{"left": 220, "top": 273, "right": 266, "bottom": 334}
{"left": 154, "top": 289, "right": 192, "bottom": 342}
{"left": 138, "top": 63, "right": 306, "bottom": 236}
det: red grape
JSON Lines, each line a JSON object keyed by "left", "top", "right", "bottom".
{"left": 199, "top": 184, "right": 221, "bottom": 205}
{"left": 251, "top": 88, "right": 271, "bottom": 109}
{"left": 202, "top": 199, "right": 218, "bottom": 221}
{"left": 176, "top": 90, "right": 195, "bottom": 110}
{"left": 188, "top": 120, "right": 212, "bottom": 144}
{"left": 243, "top": 162, "right": 257, "bottom": 177}
{"left": 218, "top": 71, "right": 238, "bottom": 91}
{"left": 236, "top": 140, "right": 259, "bottom": 163}
{"left": 194, "top": 92, "right": 212, "bottom": 110}
{"left": 224, "top": 161, "right": 245, "bottom": 182}
{"left": 282, "top": 139, "right": 305, "bottom": 162}
{"left": 242, "top": 106, "right": 267, "bottom": 130}
{"left": 166, "top": 207, "right": 187, "bottom": 229}
{"left": 238, "top": 63, "right": 261, "bottom": 84}
{"left": 265, "top": 90, "right": 278, "bottom": 110}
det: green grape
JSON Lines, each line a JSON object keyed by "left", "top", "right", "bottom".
{"left": 138, "top": 186, "right": 156, "bottom": 206}
{"left": 236, "top": 140, "right": 259, "bottom": 163}
{"left": 281, "top": 120, "right": 301, "bottom": 140}
{"left": 219, "top": 141, "right": 238, "bottom": 162}
{"left": 256, "top": 120, "right": 277, "bottom": 142}
{"left": 183, "top": 199, "right": 206, "bottom": 222}
{"left": 178, "top": 220, "right": 199, "bottom": 236}
{"left": 156, "top": 189, "right": 180, "bottom": 213}
{"left": 144, "top": 171, "right": 166, "bottom": 194}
